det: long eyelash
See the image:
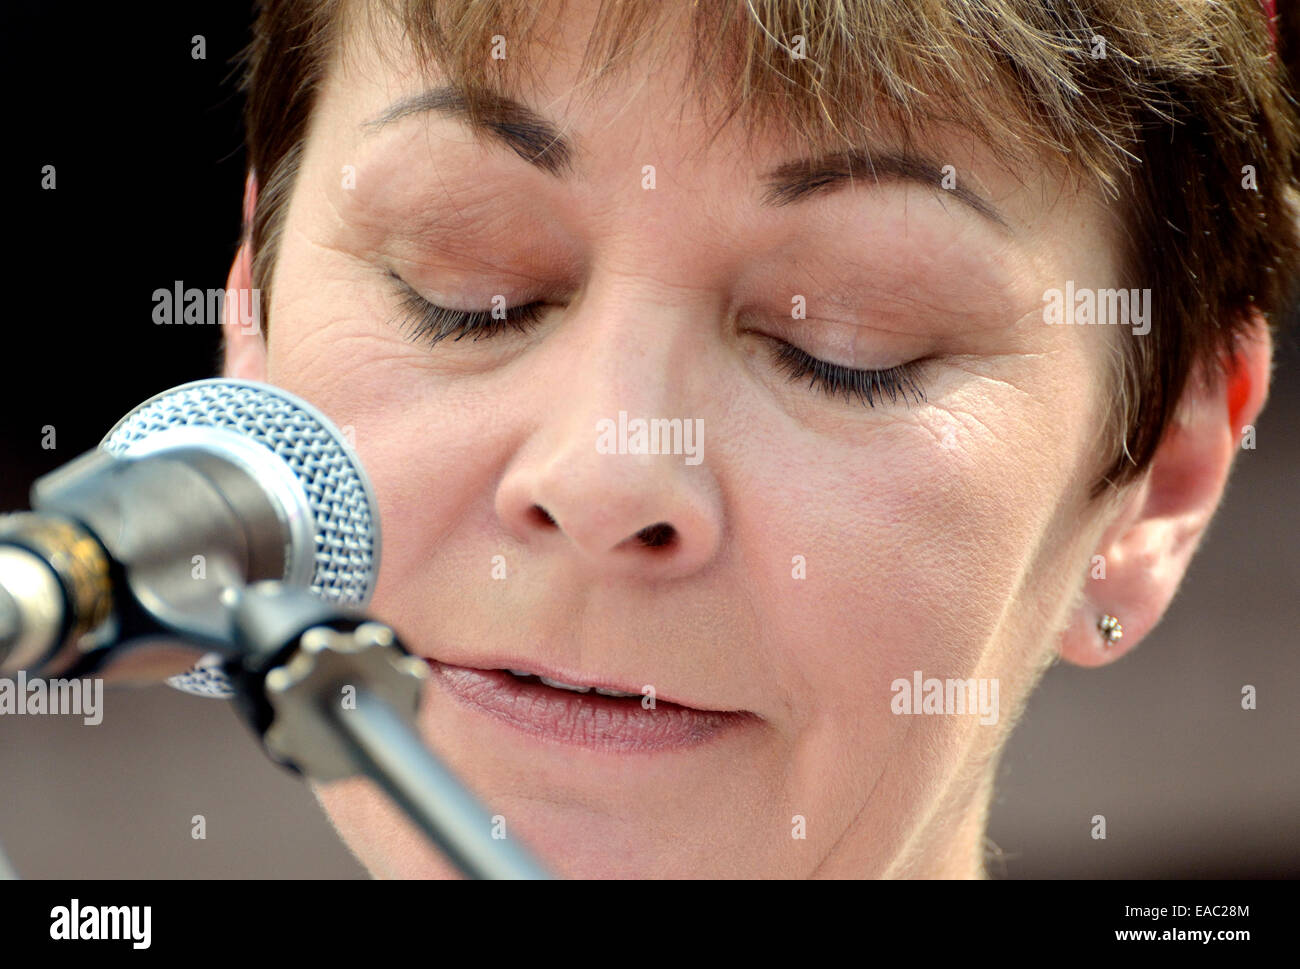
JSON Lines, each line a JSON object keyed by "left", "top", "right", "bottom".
{"left": 770, "top": 340, "right": 927, "bottom": 407}
{"left": 389, "top": 276, "right": 544, "bottom": 348}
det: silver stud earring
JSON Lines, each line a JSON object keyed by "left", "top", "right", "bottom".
{"left": 1097, "top": 614, "right": 1123, "bottom": 646}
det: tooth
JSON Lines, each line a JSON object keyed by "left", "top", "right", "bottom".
{"left": 538, "top": 676, "right": 592, "bottom": 693}
{"left": 595, "top": 687, "right": 637, "bottom": 697}
{"left": 506, "top": 669, "right": 533, "bottom": 677}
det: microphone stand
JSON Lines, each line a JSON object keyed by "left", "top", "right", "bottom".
{"left": 224, "top": 581, "right": 553, "bottom": 880}
{"left": 0, "top": 513, "right": 553, "bottom": 878}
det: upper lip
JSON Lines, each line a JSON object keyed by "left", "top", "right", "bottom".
{"left": 423, "top": 653, "right": 739, "bottom": 714}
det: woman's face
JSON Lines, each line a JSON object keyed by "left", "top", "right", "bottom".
{"left": 231, "top": 8, "right": 1131, "bottom": 877}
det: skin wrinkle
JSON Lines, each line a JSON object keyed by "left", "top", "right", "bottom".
{"left": 946, "top": 363, "right": 1042, "bottom": 401}
{"left": 891, "top": 563, "right": 1046, "bottom": 880}
{"left": 931, "top": 391, "right": 1030, "bottom": 451}
{"left": 340, "top": 194, "right": 573, "bottom": 297}
{"left": 809, "top": 714, "right": 915, "bottom": 879}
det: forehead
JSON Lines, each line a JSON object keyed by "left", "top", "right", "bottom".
{"left": 312, "top": 0, "right": 1112, "bottom": 247}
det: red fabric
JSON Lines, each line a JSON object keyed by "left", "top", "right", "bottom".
{"left": 1263, "top": 0, "right": 1278, "bottom": 48}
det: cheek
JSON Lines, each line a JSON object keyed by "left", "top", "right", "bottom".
{"left": 265, "top": 339, "right": 504, "bottom": 638}
{"left": 733, "top": 364, "right": 1098, "bottom": 788}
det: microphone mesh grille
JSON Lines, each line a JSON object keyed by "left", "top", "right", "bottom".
{"left": 101, "top": 379, "right": 381, "bottom": 698}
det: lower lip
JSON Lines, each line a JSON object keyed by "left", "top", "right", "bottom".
{"left": 426, "top": 662, "right": 750, "bottom": 753}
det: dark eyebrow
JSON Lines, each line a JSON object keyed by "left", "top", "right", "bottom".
{"left": 366, "top": 85, "right": 1007, "bottom": 228}
{"left": 364, "top": 85, "right": 574, "bottom": 177}
{"left": 761, "top": 150, "right": 1008, "bottom": 228}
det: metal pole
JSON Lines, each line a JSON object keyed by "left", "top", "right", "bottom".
{"left": 330, "top": 687, "right": 552, "bottom": 880}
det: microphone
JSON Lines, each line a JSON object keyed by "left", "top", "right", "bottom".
{"left": 0, "top": 378, "right": 380, "bottom": 693}
{"left": 0, "top": 380, "right": 554, "bottom": 877}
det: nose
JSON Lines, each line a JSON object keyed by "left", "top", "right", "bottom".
{"left": 496, "top": 424, "right": 722, "bottom": 579}
{"left": 494, "top": 282, "right": 725, "bottom": 581}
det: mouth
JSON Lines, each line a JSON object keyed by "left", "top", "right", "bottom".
{"left": 424, "top": 660, "right": 754, "bottom": 753}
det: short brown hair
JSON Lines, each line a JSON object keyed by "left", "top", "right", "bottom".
{"left": 240, "top": 0, "right": 1300, "bottom": 494}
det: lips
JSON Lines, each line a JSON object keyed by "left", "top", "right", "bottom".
{"left": 425, "top": 660, "right": 753, "bottom": 753}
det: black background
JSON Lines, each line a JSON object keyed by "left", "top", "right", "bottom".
{"left": 2, "top": 2, "right": 246, "bottom": 508}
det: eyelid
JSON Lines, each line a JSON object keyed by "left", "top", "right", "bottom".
{"left": 386, "top": 269, "right": 496, "bottom": 313}
{"left": 763, "top": 336, "right": 928, "bottom": 408}
{"left": 387, "top": 272, "right": 545, "bottom": 347}
{"left": 754, "top": 310, "right": 925, "bottom": 371}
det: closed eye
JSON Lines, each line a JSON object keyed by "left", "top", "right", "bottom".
{"left": 387, "top": 271, "right": 927, "bottom": 408}
{"left": 765, "top": 338, "right": 927, "bottom": 408}
{"left": 388, "top": 272, "right": 544, "bottom": 347}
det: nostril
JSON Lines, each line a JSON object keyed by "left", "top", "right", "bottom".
{"left": 529, "top": 505, "right": 558, "bottom": 529}
{"left": 634, "top": 522, "right": 676, "bottom": 549}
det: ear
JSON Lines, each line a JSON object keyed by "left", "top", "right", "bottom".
{"left": 222, "top": 171, "right": 268, "bottom": 381}
{"left": 1059, "top": 317, "right": 1273, "bottom": 667}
